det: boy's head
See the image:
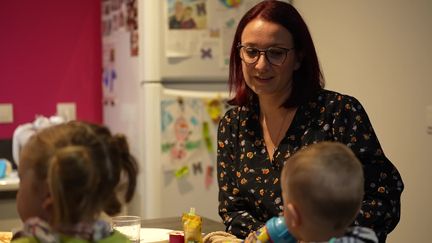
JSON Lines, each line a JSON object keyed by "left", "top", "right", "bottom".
{"left": 16, "top": 121, "right": 138, "bottom": 229}
{"left": 281, "top": 142, "right": 364, "bottom": 241}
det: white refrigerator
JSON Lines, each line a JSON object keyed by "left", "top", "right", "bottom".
{"left": 101, "top": 0, "right": 268, "bottom": 221}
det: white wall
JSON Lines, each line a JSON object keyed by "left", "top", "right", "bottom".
{"left": 0, "top": 197, "right": 21, "bottom": 231}
{"left": 294, "top": 0, "right": 432, "bottom": 242}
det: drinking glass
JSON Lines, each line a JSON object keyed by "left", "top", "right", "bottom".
{"left": 111, "top": 215, "right": 141, "bottom": 243}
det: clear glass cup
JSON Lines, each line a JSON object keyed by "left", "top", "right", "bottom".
{"left": 111, "top": 215, "right": 141, "bottom": 243}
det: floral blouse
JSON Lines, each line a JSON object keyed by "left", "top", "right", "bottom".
{"left": 217, "top": 89, "right": 403, "bottom": 242}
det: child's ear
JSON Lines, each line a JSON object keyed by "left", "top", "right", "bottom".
{"left": 286, "top": 203, "right": 301, "bottom": 228}
{"left": 41, "top": 183, "right": 53, "bottom": 211}
{"left": 42, "top": 192, "right": 53, "bottom": 211}
{"left": 41, "top": 194, "right": 54, "bottom": 224}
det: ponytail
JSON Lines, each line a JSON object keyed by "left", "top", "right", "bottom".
{"left": 48, "top": 146, "right": 102, "bottom": 227}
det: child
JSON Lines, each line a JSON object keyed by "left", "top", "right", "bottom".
{"left": 11, "top": 121, "right": 138, "bottom": 242}
{"left": 279, "top": 142, "right": 378, "bottom": 242}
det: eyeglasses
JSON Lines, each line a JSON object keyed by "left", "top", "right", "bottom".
{"left": 238, "top": 44, "right": 295, "bottom": 66}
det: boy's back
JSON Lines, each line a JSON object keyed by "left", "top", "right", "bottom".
{"left": 280, "top": 142, "right": 378, "bottom": 243}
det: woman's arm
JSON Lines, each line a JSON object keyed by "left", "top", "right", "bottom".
{"left": 332, "top": 96, "right": 404, "bottom": 242}
{"left": 217, "top": 109, "right": 264, "bottom": 239}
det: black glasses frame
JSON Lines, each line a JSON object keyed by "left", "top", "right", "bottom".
{"left": 237, "top": 43, "right": 295, "bottom": 66}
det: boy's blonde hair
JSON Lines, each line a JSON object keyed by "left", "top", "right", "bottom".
{"left": 281, "top": 142, "right": 364, "bottom": 230}
{"left": 20, "top": 121, "right": 138, "bottom": 228}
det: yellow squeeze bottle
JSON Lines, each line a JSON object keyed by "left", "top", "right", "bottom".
{"left": 182, "top": 207, "right": 203, "bottom": 243}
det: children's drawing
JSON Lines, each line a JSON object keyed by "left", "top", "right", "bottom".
{"left": 219, "top": 0, "right": 242, "bottom": 8}
{"left": 160, "top": 94, "right": 229, "bottom": 180}
{"left": 161, "top": 96, "right": 202, "bottom": 171}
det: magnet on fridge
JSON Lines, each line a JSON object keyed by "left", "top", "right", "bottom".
{"left": 202, "top": 122, "right": 213, "bottom": 153}
{"left": 205, "top": 165, "right": 214, "bottom": 189}
{"left": 192, "top": 162, "right": 202, "bottom": 175}
{"left": 201, "top": 48, "right": 212, "bottom": 59}
{"left": 175, "top": 165, "right": 189, "bottom": 179}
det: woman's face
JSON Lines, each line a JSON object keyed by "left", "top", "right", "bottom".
{"left": 240, "top": 18, "right": 299, "bottom": 99}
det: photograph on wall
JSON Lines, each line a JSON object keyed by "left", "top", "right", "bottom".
{"left": 167, "top": 0, "right": 207, "bottom": 30}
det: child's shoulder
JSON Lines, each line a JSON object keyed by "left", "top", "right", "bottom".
{"left": 62, "top": 231, "right": 130, "bottom": 243}
{"left": 97, "top": 231, "right": 130, "bottom": 243}
{"left": 11, "top": 236, "right": 38, "bottom": 243}
{"left": 12, "top": 231, "right": 130, "bottom": 243}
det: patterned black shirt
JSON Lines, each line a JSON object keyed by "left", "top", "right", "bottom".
{"left": 217, "top": 89, "right": 403, "bottom": 242}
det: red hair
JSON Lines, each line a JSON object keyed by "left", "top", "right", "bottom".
{"left": 228, "top": 0, "right": 324, "bottom": 107}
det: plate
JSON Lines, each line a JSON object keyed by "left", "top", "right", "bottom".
{"left": 140, "top": 228, "right": 173, "bottom": 243}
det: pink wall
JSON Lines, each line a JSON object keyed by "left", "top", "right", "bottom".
{"left": 0, "top": 1, "right": 102, "bottom": 139}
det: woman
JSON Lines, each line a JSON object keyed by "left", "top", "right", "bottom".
{"left": 216, "top": 1, "right": 403, "bottom": 242}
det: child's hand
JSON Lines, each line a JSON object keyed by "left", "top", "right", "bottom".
{"left": 244, "top": 231, "right": 257, "bottom": 243}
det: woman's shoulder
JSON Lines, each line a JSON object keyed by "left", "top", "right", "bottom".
{"left": 315, "top": 89, "right": 360, "bottom": 103}
{"left": 313, "top": 89, "right": 364, "bottom": 110}
{"left": 218, "top": 104, "right": 257, "bottom": 133}
{"left": 222, "top": 104, "right": 255, "bottom": 120}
